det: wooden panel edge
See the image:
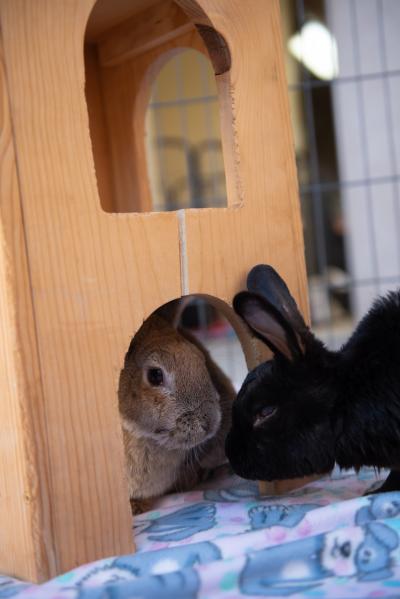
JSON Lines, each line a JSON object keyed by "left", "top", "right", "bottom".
{"left": 0, "top": 32, "right": 55, "bottom": 581}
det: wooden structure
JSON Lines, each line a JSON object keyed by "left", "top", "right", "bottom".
{"left": 0, "top": 0, "right": 308, "bottom": 583}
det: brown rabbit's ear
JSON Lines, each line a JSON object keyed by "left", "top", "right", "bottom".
{"left": 233, "top": 291, "right": 304, "bottom": 361}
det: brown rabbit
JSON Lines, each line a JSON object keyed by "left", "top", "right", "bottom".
{"left": 118, "top": 305, "right": 235, "bottom": 514}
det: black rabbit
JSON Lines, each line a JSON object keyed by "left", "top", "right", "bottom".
{"left": 225, "top": 264, "right": 400, "bottom": 494}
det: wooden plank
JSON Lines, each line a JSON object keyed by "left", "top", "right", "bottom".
{"left": 0, "top": 0, "right": 313, "bottom": 582}
{"left": 0, "top": 34, "right": 54, "bottom": 581}
{"left": 180, "top": 0, "right": 309, "bottom": 319}
{"left": 84, "top": 45, "right": 115, "bottom": 212}
{"left": 98, "top": 0, "right": 193, "bottom": 67}
{"left": 0, "top": 0, "right": 182, "bottom": 576}
{"left": 177, "top": 0, "right": 311, "bottom": 494}
{"left": 260, "top": 474, "right": 323, "bottom": 496}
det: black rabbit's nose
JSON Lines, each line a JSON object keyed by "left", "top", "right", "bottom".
{"left": 340, "top": 542, "right": 351, "bottom": 558}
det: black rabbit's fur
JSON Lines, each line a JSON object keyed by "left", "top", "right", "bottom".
{"left": 225, "top": 265, "right": 400, "bottom": 493}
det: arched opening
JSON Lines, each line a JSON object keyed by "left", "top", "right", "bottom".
{"left": 118, "top": 295, "right": 249, "bottom": 514}
{"left": 145, "top": 49, "right": 227, "bottom": 211}
{"left": 84, "top": 0, "right": 229, "bottom": 213}
{"left": 178, "top": 296, "right": 247, "bottom": 389}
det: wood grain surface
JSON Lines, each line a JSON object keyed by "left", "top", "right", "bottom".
{"left": 0, "top": 0, "right": 309, "bottom": 580}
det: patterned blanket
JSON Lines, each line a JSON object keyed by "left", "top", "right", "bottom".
{"left": 2, "top": 466, "right": 400, "bottom": 598}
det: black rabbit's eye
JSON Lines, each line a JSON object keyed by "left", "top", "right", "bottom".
{"left": 254, "top": 406, "right": 277, "bottom": 427}
{"left": 147, "top": 367, "right": 164, "bottom": 386}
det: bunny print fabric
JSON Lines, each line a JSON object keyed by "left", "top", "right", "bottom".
{"left": 2, "top": 466, "right": 400, "bottom": 599}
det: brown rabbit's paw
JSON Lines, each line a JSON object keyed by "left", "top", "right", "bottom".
{"left": 130, "top": 497, "right": 155, "bottom": 515}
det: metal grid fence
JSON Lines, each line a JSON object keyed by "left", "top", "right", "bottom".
{"left": 289, "top": 0, "right": 400, "bottom": 348}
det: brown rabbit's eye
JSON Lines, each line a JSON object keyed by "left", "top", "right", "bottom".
{"left": 254, "top": 406, "right": 277, "bottom": 427}
{"left": 147, "top": 367, "right": 164, "bottom": 386}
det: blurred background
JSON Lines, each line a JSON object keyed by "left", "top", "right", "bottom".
{"left": 143, "top": 0, "right": 400, "bottom": 389}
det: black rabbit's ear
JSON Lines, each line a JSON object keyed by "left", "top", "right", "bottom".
{"left": 233, "top": 291, "right": 303, "bottom": 361}
{"left": 247, "top": 265, "right": 308, "bottom": 346}
{"left": 247, "top": 265, "right": 306, "bottom": 328}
